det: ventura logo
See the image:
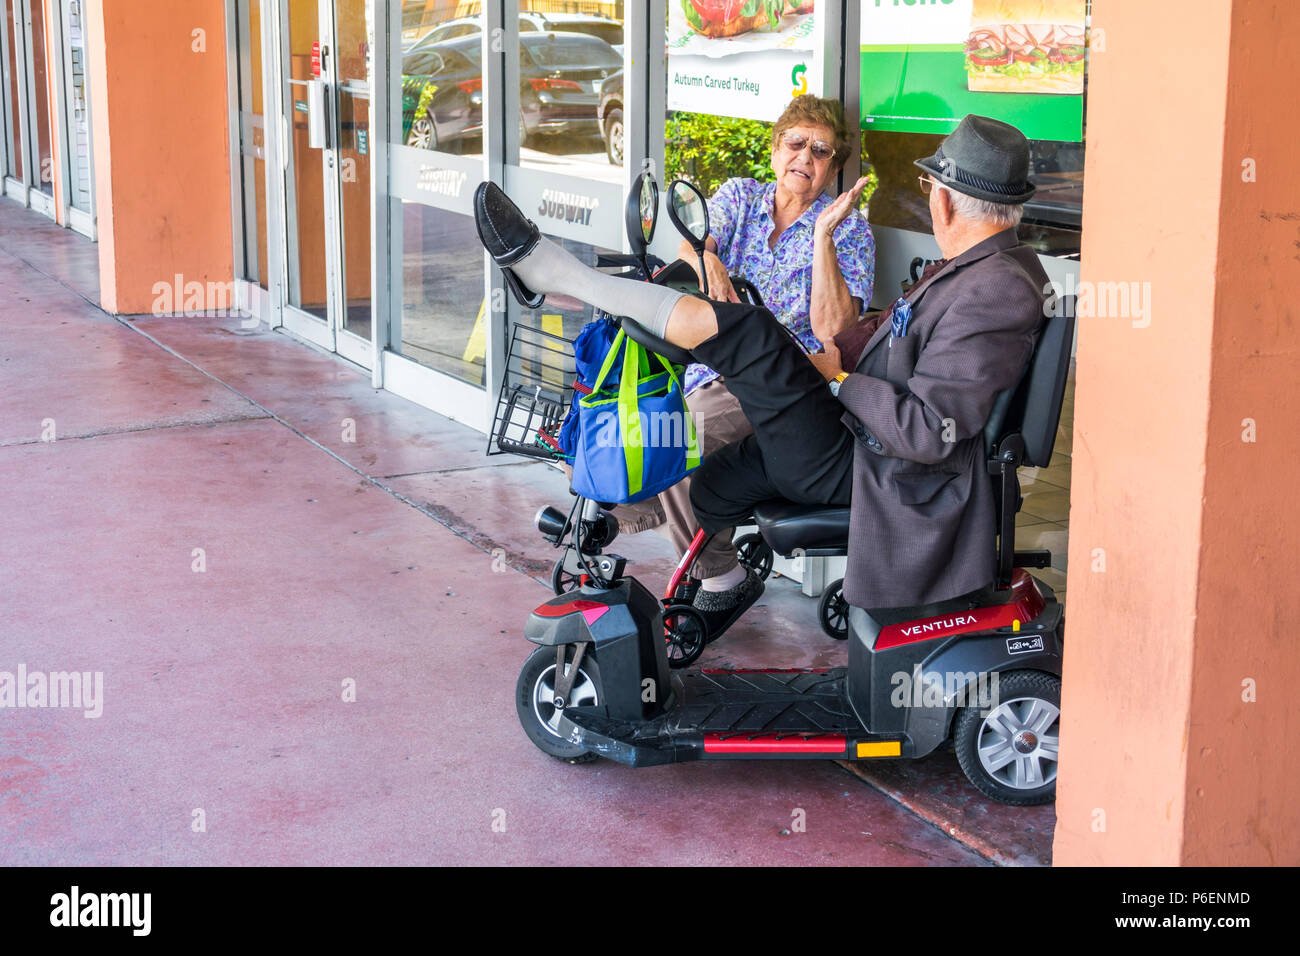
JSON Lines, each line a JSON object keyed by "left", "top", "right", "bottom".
{"left": 417, "top": 166, "right": 467, "bottom": 198}
{"left": 538, "top": 188, "right": 598, "bottom": 226}
{"left": 899, "top": 614, "right": 978, "bottom": 638}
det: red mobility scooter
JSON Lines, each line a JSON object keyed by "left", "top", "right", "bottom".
{"left": 509, "top": 174, "right": 1074, "bottom": 805}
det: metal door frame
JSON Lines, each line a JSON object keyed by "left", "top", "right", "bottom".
{"left": 228, "top": 0, "right": 286, "bottom": 329}
{"left": 19, "top": 0, "right": 52, "bottom": 216}
{"left": 47, "top": 0, "right": 95, "bottom": 237}
{"left": 2, "top": 0, "right": 31, "bottom": 203}
{"left": 0, "top": 0, "right": 11, "bottom": 182}
{"left": 319, "top": 0, "right": 373, "bottom": 369}
{"left": 273, "top": 0, "right": 338, "bottom": 353}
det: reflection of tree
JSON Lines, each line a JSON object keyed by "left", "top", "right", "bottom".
{"left": 861, "top": 93, "right": 951, "bottom": 233}
{"left": 400, "top": 76, "right": 439, "bottom": 141}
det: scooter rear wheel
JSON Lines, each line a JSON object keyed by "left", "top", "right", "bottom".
{"left": 818, "top": 578, "right": 850, "bottom": 640}
{"left": 515, "top": 645, "right": 602, "bottom": 764}
{"left": 663, "top": 603, "right": 707, "bottom": 669}
{"left": 953, "top": 669, "right": 1061, "bottom": 806}
{"left": 734, "top": 533, "right": 773, "bottom": 581}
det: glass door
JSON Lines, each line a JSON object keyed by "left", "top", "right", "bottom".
{"left": 277, "top": 0, "right": 372, "bottom": 368}
{"left": 500, "top": 0, "right": 628, "bottom": 355}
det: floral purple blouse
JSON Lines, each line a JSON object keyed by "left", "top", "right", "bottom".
{"left": 683, "top": 177, "right": 876, "bottom": 394}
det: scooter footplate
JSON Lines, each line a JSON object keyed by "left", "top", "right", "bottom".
{"left": 564, "top": 668, "right": 868, "bottom": 766}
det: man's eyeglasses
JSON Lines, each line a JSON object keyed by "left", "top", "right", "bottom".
{"left": 781, "top": 132, "right": 836, "bottom": 162}
{"left": 917, "top": 175, "right": 949, "bottom": 196}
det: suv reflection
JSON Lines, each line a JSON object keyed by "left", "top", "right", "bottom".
{"left": 401, "top": 32, "right": 621, "bottom": 151}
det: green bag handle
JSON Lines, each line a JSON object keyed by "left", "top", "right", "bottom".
{"left": 617, "top": 337, "right": 700, "bottom": 498}
{"left": 576, "top": 326, "right": 700, "bottom": 498}
{"left": 582, "top": 327, "right": 628, "bottom": 403}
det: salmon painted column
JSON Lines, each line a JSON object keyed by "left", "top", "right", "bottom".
{"left": 83, "top": 0, "right": 232, "bottom": 314}
{"left": 1055, "top": 0, "right": 1300, "bottom": 866}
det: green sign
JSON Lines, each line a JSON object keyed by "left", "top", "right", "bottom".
{"left": 861, "top": 0, "right": 1086, "bottom": 143}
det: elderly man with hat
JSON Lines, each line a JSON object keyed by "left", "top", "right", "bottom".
{"left": 472, "top": 114, "right": 1050, "bottom": 622}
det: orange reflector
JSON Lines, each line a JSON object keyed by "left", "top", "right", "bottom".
{"left": 856, "top": 741, "right": 902, "bottom": 758}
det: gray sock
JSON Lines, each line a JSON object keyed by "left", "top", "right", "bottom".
{"left": 510, "top": 235, "right": 683, "bottom": 339}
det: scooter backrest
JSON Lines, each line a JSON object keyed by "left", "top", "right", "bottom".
{"left": 984, "top": 295, "right": 1076, "bottom": 468}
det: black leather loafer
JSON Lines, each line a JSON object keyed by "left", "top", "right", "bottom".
{"left": 473, "top": 181, "right": 544, "bottom": 309}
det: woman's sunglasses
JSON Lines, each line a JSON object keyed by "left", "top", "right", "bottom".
{"left": 780, "top": 132, "right": 836, "bottom": 162}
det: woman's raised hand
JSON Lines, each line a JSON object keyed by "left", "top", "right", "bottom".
{"left": 814, "top": 176, "right": 871, "bottom": 241}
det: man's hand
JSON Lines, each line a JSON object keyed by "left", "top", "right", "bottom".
{"left": 814, "top": 176, "right": 870, "bottom": 242}
{"left": 808, "top": 337, "right": 845, "bottom": 382}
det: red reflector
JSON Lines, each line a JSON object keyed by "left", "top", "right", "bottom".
{"left": 703, "top": 734, "right": 846, "bottom": 754}
{"left": 534, "top": 599, "right": 606, "bottom": 618}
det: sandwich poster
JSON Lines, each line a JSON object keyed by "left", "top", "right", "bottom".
{"left": 667, "top": 1, "right": 820, "bottom": 122}
{"left": 861, "top": 0, "right": 1086, "bottom": 142}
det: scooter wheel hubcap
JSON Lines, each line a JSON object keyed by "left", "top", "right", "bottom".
{"left": 533, "top": 665, "right": 598, "bottom": 739}
{"left": 976, "top": 696, "right": 1060, "bottom": 790}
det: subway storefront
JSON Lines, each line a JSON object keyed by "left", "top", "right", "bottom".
{"left": 218, "top": 0, "right": 1085, "bottom": 431}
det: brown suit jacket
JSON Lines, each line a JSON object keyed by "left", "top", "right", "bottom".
{"left": 833, "top": 229, "right": 1049, "bottom": 609}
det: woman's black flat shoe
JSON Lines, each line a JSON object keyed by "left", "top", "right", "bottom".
{"left": 473, "top": 181, "right": 545, "bottom": 309}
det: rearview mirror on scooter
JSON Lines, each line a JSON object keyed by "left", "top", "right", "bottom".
{"left": 666, "top": 179, "right": 710, "bottom": 297}
{"left": 625, "top": 172, "right": 658, "bottom": 280}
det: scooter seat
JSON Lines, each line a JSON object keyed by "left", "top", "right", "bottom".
{"left": 752, "top": 500, "right": 850, "bottom": 557}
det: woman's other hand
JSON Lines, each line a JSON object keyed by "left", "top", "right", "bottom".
{"left": 676, "top": 238, "right": 738, "bottom": 300}
{"left": 700, "top": 250, "right": 740, "bottom": 303}
{"left": 813, "top": 176, "right": 870, "bottom": 242}
{"left": 680, "top": 238, "right": 740, "bottom": 303}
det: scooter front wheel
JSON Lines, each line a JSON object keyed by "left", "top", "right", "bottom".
{"left": 515, "top": 645, "right": 602, "bottom": 764}
{"left": 551, "top": 557, "right": 581, "bottom": 595}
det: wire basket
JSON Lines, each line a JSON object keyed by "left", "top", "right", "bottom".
{"left": 489, "top": 321, "right": 577, "bottom": 461}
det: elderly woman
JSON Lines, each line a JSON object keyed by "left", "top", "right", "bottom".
{"left": 617, "top": 94, "right": 875, "bottom": 638}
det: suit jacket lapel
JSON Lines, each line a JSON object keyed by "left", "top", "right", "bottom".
{"left": 851, "top": 229, "right": 1021, "bottom": 372}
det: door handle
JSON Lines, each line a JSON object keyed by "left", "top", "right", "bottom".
{"left": 307, "top": 79, "right": 330, "bottom": 150}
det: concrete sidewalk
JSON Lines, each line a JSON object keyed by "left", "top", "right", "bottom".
{"left": 0, "top": 198, "right": 1051, "bottom": 866}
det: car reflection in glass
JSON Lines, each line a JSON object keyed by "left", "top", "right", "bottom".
{"left": 401, "top": 32, "right": 622, "bottom": 153}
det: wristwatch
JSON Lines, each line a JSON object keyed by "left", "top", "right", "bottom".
{"left": 828, "top": 372, "right": 849, "bottom": 397}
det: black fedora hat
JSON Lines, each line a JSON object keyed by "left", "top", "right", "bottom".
{"left": 914, "top": 114, "right": 1036, "bottom": 205}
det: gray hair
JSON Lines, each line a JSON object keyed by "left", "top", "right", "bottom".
{"left": 946, "top": 189, "right": 1025, "bottom": 229}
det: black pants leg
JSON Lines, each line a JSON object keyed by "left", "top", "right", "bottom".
{"left": 687, "top": 303, "right": 855, "bottom": 534}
